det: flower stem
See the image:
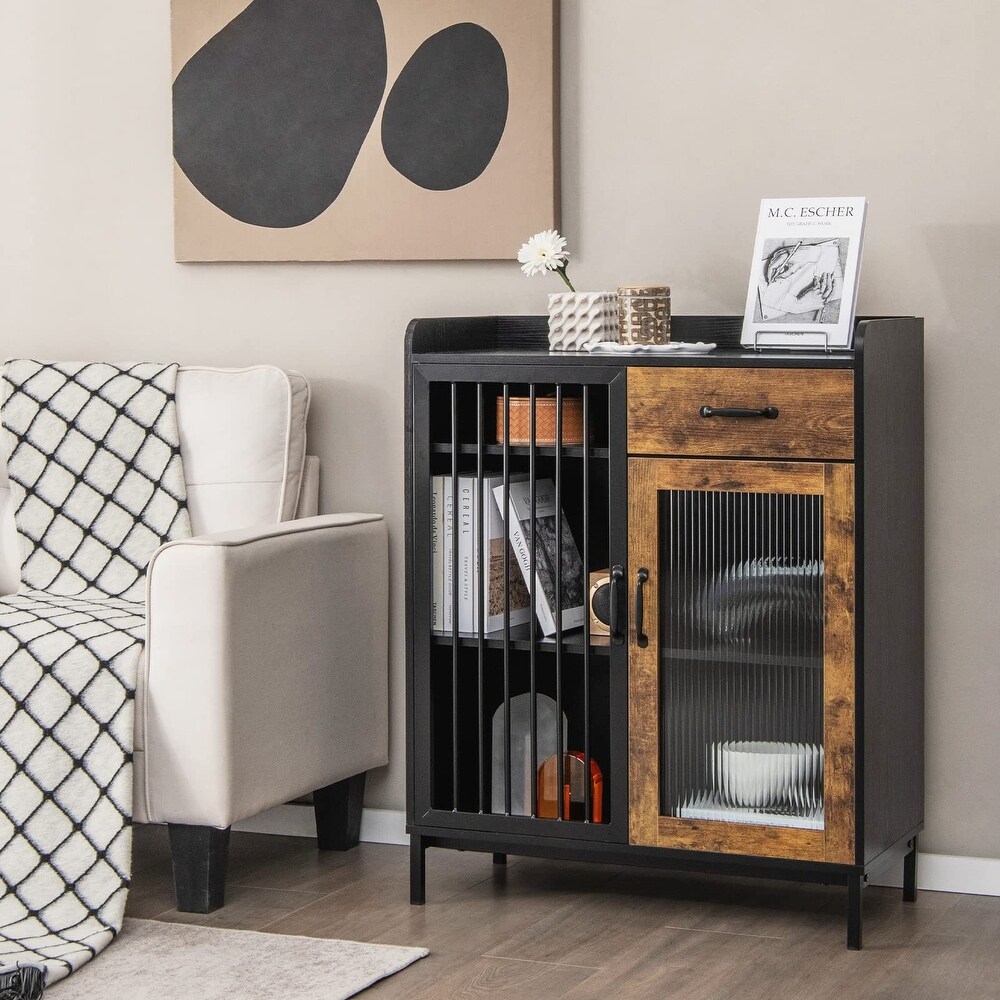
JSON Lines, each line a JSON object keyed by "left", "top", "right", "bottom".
{"left": 556, "top": 267, "right": 576, "bottom": 293}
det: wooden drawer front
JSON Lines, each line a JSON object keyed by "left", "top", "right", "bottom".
{"left": 627, "top": 367, "right": 854, "bottom": 460}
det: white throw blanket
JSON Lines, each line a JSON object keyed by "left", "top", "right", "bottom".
{"left": 0, "top": 361, "right": 191, "bottom": 995}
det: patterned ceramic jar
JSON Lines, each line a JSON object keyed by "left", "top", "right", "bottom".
{"left": 617, "top": 285, "right": 671, "bottom": 345}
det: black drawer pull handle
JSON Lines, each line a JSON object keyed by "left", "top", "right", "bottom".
{"left": 700, "top": 405, "right": 779, "bottom": 419}
{"left": 635, "top": 568, "right": 649, "bottom": 649}
{"left": 609, "top": 564, "right": 625, "bottom": 646}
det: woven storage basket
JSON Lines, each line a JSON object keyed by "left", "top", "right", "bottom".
{"left": 495, "top": 395, "right": 585, "bottom": 446}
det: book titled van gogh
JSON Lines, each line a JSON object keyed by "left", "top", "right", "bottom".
{"left": 741, "top": 197, "right": 867, "bottom": 349}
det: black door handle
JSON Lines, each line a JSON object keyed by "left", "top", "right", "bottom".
{"left": 635, "top": 568, "right": 649, "bottom": 649}
{"left": 700, "top": 405, "right": 779, "bottom": 419}
{"left": 609, "top": 564, "right": 625, "bottom": 646}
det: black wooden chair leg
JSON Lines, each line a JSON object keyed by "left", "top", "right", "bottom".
{"left": 168, "top": 824, "right": 231, "bottom": 914}
{"left": 903, "top": 837, "right": 918, "bottom": 903}
{"left": 847, "top": 874, "right": 864, "bottom": 950}
{"left": 493, "top": 853, "right": 508, "bottom": 866}
{"left": 314, "top": 772, "right": 366, "bottom": 851}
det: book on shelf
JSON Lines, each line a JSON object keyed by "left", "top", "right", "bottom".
{"left": 740, "top": 196, "right": 868, "bottom": 350}
{"left": 481, "top": 475, "right": 532, "bottom": 632}
{"left": 457, "top": 477, "right": 475, "bottom": 631}
{"left": 430, "top": 475, "right": 443, "bottom": 631}
{"left": 442, "top": 478, "right": 455, "bottom": 631}
{"left": 493, "top": 477, "right": 586, "bottom": 637}
{"left": 432, "top": 474, "right": 531, "bottom": 634}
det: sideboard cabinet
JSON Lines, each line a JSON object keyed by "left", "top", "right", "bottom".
{"left": 405, "top": 315, "right": 923, "bottom": 949}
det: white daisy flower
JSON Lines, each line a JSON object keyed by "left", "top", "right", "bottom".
{"left": 516, "top": 229, "right": 576, "bottom": 290}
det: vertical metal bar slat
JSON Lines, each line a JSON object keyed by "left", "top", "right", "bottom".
{"left": 450, "top": 383, "right": 459, "bottom": 811}
{"left": 502, "top": 384, "right": 512, "bottom": 816}
{"left": 555, "top": 384, "right": 564, "bottom": 820}
{"left": 607, "top": 387, "right": 614, "bottom": 813}
{"left": 476, "top": 382, "right": 485, "bottom": 814}
{"left": 668, "top": 488, "right": 675, "bottom": 813}
{"left": 582, "top": 385, "right": 592, "bottom": 822}
{"left": 529, "top": 384, "right": 538, "bottom": 818}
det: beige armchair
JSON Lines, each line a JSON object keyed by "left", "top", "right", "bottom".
{"left": 0, "top": 366, "right": 388, "bottom": 912}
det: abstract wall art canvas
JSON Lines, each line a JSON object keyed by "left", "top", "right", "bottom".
{"left": 171, "top": 0, "right": 559, "bottom": 261}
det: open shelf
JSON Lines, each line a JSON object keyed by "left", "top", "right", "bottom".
{"left": 431, "top": 442, "right": 610, "bottom": 459}
{"left": 432, "top": 623, "right": 612, "bottom": 656}
{"left": 678, "top": 795, "right": 824, "bottom": 831}
{"left": 662, "top": 647, "right": 823, "bottom": 670}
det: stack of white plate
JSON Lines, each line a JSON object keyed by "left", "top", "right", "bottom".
{"left": 713, "top": 740, "right": 823, "bottom": 814}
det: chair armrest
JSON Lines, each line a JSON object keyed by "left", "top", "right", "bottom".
{"left": 141, "top": 514, "right": 388, "bottom": 828}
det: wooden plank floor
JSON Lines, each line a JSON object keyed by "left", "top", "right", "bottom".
{"left": 128, "top": 826, "right": 999, "bottom": 999}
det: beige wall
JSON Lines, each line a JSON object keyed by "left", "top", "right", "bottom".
{"left": 2, "top": 1, "right": 997, "bottom": 858}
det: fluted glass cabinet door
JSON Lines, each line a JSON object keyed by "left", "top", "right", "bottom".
{"left": 627, "top": 458, "right": 855, "bottom": 864}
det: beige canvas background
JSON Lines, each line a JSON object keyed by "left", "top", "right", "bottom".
{"left": 2, "top": 0, "right": 999, "bottom": 861}
{"left": 171, "top": 0, "right": 559, "bottom": 261}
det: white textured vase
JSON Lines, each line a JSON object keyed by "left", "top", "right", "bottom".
{"left": 547, "top": 292, "right": 617, "bottom": 351}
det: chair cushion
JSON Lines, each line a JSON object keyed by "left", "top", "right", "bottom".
{"left": 0, "top": 365, "right": 310, "bottom": 591}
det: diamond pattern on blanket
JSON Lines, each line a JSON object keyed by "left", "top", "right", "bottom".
{"left": 2, "top": 361, "right": 190, "bottom": 602}
{"left": 1, "top": 361, "right": 190, "bottom": 990}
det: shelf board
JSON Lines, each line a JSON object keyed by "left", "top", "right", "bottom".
{"left": 662, "top": 646, "right": 824, "bottom": 670}
{"left": 432, "top": 622, "right": 613, "bottom": 657}
{"left": 677, "top": 795, "right": 824, "bottom": 830}
{"left": 431, "top": 442, "right": 609, "bottom": 459}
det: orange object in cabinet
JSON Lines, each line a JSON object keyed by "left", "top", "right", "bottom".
{"left": 537, "top": 753, "right": 603, "bottom": 823}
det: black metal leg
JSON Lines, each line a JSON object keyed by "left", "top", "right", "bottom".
{"left": 903, "top": 837, "right": 918, "bottom": 903}
{"left": 847, "top": 874, "right": 864, "bottom": 950}
{"left": 168, "top": 824, "right": 231, "bottom": 914}
{"left": 314, "top": 772, "right": 366, "bottom": 851}
{"left": 493, "top": 853, "right": 508, "bottom": 866}
{"left": 410, "top": 833, "right": 426, "bottom": 905}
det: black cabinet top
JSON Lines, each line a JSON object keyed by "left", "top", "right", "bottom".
{"left": 406, "top": 315, "right": 922, "bottom": 371}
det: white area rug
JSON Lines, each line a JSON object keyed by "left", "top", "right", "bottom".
{"left": 47, "top": 918, "right": 428, "bottom": 999}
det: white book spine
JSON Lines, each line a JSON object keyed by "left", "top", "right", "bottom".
{"left": 430, "top": 476, "right": 442, "bottom": 631}
{"left": 457, "top": 476, "right": 475, "bottom": 632}
{"left": 442, "top": 476, "right": 454, "bottom": 632}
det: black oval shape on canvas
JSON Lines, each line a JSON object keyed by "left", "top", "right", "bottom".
{"left": 173, "top": 0, "right": 386, "bottom": 229}
{"left": 382, "top": 23, "right": 509, "bottom": 191}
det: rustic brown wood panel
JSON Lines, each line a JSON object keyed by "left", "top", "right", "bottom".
{"left": 656, "top": 817, "right": 826, "bottom": 862}
{"left": 627, "top": 458, "right": 661, "bottom": 846}
{"left": 631, "top": 457, "right": 826, "bottom": 497}
{"left": 627, "top": 367, "right": 854, "bottom": 460}
{"left": 627, "top": 457, "right": 856, "bottom": 864}
{"left": 822, "top": 462, "right": 857, "bottom": 864}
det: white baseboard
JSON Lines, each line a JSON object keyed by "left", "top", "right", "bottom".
{"left": 233, "top": 804, "right": 408, "bottom": 846}
{"left": 869, "top": 852, "right": 1000, "bottom": 897}
{"left": 233, "top": 807, "right": 1000, "bottom": 897}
